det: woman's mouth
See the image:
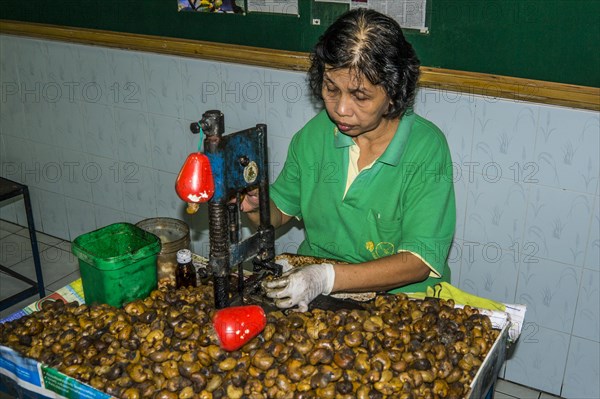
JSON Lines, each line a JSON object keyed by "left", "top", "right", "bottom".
{"left": 337, "top": 123, "right": 354, "bottom": 132}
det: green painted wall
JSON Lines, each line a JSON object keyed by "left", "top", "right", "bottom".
{"left": 1, "top": 0, "right": 598, "bottom": 87}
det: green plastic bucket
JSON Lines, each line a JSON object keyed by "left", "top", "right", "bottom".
{"left": 72, "top": 223, "right": 161, "bottom": 307}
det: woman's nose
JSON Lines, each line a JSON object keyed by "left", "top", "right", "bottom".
{"left": 334, "top": 94, "right": 352, "bottom": 117}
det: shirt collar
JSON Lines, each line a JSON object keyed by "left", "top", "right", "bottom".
{"left": 333, "top": 126, "right": 354, "bottom": 148}
{"left": 379, "top": 111, "right": 415, "bottom": 166}
{"left": 332, "top": 111, "right": 416, "bottom": 166}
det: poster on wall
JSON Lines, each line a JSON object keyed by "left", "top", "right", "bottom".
{"left": 178, "top": 0, "right": 245, "bottom": 13}
{"left": 247, "top": 0, "right": 299, "bottom": 15}
{"left": 315, "top": 0, "right": 428, "bottom": 32}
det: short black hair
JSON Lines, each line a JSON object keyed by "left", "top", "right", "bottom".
{"left": 308, "top": 8, "right": 420, "bottom": 119}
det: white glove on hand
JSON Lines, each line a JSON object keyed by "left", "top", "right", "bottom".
{"left": 263, "top": 263, "right": 335, "bottom": 312}
{"left": 274, "top": 258, "right": 293, "bottom": 274}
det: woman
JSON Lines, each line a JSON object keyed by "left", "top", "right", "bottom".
{"left": 241, "top": 8, "right": 455, "bottom": 311}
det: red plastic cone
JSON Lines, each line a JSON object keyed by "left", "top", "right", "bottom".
{"left": 175, "top": 152, "right": 215, "bottom": 203}
{"left": 212, "top": 305, "right": 267, "bottom": 351}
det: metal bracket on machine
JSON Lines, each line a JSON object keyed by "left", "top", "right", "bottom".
{"left": 190, "top": 110, "right": 282, "bottom": 309}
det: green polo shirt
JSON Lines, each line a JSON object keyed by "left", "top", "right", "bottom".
{"left": 271, "top": 109, "right": 456, "bottom": 293}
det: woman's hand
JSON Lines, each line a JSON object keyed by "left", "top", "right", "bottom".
{"left": 239, "top": 189, "right": 260, "bottom": 213}
{"left": 262, "top": 263, "right": 335, "bottom": 312}
{"left": 232, "top": 189, "right": 292, "bottom": 229}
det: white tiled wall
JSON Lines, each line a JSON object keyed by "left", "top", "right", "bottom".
{"left": 1, "top": 34, "right": 598, "bottom": 398}
{"left": 415, "top": 88, "right": 599, "bottom": 397}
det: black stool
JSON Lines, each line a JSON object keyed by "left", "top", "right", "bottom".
{"left": 0, "top": 177, "right": 45, "bottom": 311}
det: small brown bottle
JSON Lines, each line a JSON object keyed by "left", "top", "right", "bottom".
{"left": 176, "top": 249, "right": 197, "bottom": 288}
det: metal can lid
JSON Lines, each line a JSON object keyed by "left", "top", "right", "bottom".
{"left": 176, "top": 249, "right": 192, "bottom": 264}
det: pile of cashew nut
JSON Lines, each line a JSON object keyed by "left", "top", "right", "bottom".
{"left": 0, "top": 285, "right": 499, "bottom": 399}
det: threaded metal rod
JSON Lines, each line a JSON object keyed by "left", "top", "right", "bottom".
{"left": 209, "top": 201, "right": 229, "bottom": 308}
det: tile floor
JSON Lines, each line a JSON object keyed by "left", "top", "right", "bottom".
{"left": 0, "top": 220, "right": 78, "bottom": 319}
{"left": 0, "top": 219, "right": 564, "bottom": 399}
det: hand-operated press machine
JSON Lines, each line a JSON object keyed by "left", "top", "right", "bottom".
{"left": 176, "top": 110, "right": 282, "bottom": 309}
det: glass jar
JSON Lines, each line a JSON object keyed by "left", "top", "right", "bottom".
{"left": 136, "top": 217, "right": 191, "bottom": 288}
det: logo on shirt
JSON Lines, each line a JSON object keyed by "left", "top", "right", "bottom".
{"left": 365, "top": 241, "right": 396, "bottom": 259}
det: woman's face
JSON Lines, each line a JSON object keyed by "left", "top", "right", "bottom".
{"left": 322, "top": 67, "right": 393, "bottom": 138}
